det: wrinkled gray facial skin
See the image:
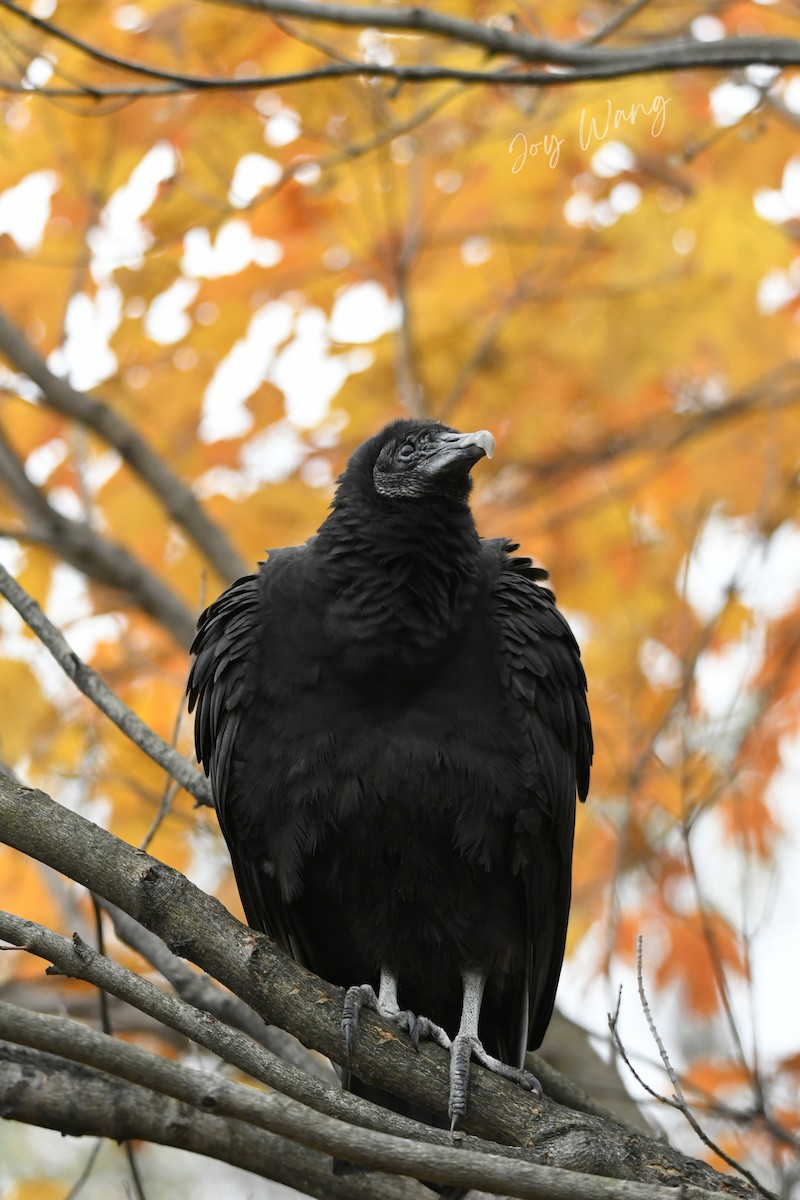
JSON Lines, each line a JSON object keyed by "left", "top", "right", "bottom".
{"left": 373, "top": 426, "right": 495, "bottom": 504}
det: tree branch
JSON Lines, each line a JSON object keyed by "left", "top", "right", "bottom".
{"left": 0, "top": 943, "right": 761, "bottom": 1200}
{"left": 0, "top": 1041, "right": 418, "bottom": 1200}
{"left": 0, "top": 309, "right": 247, "bottom": 584}
{"left": 208, "top": 0, "right": 800, "bottom": 78}
{"left": 0, "top": 909, "right": 446, "bottom": 1148}
{"left": 0, "top": 51, "right": 789, "bottom": 96}
{"left": 4, "top": 0, "right": 800, "bottom": 93}
{"left": 0, "top": 907, "right": 661, "bottom": 1180}
{"left": 6, "top": 997, "right": 728, "bottom": 1200}
{"left": 98, "top": 898, "right": 327, "bottom": 1077}
{"left": 633, "top": 939, "right": 770, "bottom": 1199}
{"left": 521, "top": 364, "right": 800, "bottom": 501}
{"left": 0, "top": 1000, "right": 499, "bottom": 1194}
{"left": 0, "top": 422, "right": 197, "bottom": 646}
{"left": 0, "top": 772, "right": 760, "bottom": 1198}
{"left": 203, "top": 0, "right": 800, "bottom": 76}
{"left": 0, "top": 561, "right": 211, "bottom": 806}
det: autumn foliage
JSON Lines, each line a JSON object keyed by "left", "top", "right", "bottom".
{"left": 1, "top": 0, "right": 799, "bottom": 1195}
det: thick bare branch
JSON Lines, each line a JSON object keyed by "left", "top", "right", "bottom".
{"left": 0, "top": 1041, "right": 417, "bottom": 1200}
{"left": 0, "top": 909, "right": 451, "bottom": 1148}
{"left": 5, "top": 998, "right": 718, "bottom": 1200}
{"left": 0, "top": 772, "right": 760, "bottom": 1198}
{"left": 0, "top": 1001, "right": 500, "bottom": 1194}
{"left": 0, "top": 562, "right": 211, "bottom": 806}
{"left": 0, "top": 950, "right": 759, "bottom": 1200}
{"left": 0, "top": 908, "right": 658, "bottom": 1178}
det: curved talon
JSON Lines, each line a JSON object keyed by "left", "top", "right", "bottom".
{"left": 448, "top": 1031, "right": 544, "bottom": 1128}
{"left": 520, "top": 1068, "right": 543, "bottom": 1097}
{"left": 448, "top": 1035, "right": 473, "bottom": 1128}
{"left": 344, "top": 969, "right": 543, "bottom": 1134}
{"left": 399, "top": 1010, "right": 419, "bottom": 1049}
{"left": 410, "top": 1013, "right": 451, "bottom": 1053}
{"left": 341, "top": 983, "right": 377, "bottom": 1058}
{"left": 471, "top": 1038, "right": 544, "bottom": 1092}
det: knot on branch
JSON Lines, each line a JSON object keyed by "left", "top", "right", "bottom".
{"left": 136, "top": 862, "right": 195, "bottom": 954}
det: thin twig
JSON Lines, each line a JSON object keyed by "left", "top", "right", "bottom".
{"left": 608, "top": 984, "right": 673, "bottom": 1106}
{"left": 123, "top": 1144, "right": 148, "bottom": 1200}
{"left": 87, "top": 898, "right": 147, "bottom": 1200}
{"left": 579, "top": 0, "right": 655, "bottom": 47}
{"left": 91, "top": 897, "right": 112, "bottom": 1035}
{"left": 64, "top": 1140, "right": 104, "bottom": 1200}
{"left": 139, "top": 686, "right": 189, "bottom": 852}
{"left": 634, "top": 938, "right": 774, "bottom": 1200}
{"left": 138, "top": 779, "right": 180, "bottom": 852}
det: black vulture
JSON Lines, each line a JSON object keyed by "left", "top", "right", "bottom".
{"left": 188, "top": 418, "right": 592, "bottom": 1158}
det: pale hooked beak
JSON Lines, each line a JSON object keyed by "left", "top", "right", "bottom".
{"left": 439, "top": 428, "right": 495, "bottom": 460}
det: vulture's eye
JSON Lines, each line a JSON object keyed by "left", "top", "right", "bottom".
{"left": 397, "top": 442, "right": 416, "bottom": 462}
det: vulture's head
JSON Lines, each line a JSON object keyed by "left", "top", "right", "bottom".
{"left": 343, "top": 419, "right": 494, "bottom": 507}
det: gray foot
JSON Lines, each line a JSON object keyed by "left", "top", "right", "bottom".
{"left": 341, "top": 983, "right": 451, "bottom": 1058}
{"left": 404, "top": 1011, "right": 452, "bottom": 1053}
{"left": 448, "top": 1034, "right": 542, "bottom": 1129}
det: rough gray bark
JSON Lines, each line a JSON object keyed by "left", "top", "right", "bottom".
{"left": 0, "top": 1042, "right": 419, "bottom": 1200}
{"left": 0, "top": 773, "right": 761, "bottom": 1199}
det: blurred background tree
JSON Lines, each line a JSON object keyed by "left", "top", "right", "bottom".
{"left": 0, "top": 2, "right": 799, "bottom": 1197}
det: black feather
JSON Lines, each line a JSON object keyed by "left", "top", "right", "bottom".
{"left": 187, "top": 420, "right": 592, "bottom": 1191}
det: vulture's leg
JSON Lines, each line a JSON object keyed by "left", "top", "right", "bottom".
{"left": 342, "top": 969, "right": 451, "bottom": 1058}
{"left": 448, "top": 970, "right": 542, "bottom": 1129}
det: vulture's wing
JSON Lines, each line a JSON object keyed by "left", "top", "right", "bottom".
{"left": 187, "top": 562, "right": 311, "bottom": 962}
{"left": 490, "top": 543, "right": 592, "bottom": 1052}
{"left": 188, "top": 572, "right": 261, "bottom": 814}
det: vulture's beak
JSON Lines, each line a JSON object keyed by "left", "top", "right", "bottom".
{"left": 428, "top": 428, "right": 495, "bottom": 475}
{"left": 439, "top": 429, "right": 494, "bottom": 460}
